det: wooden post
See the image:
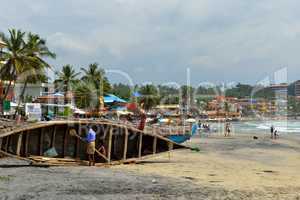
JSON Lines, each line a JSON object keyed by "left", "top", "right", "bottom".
{"left": 75, "top": 137, "right": 80, "bottom": 159}
{"left": 51, "top": 126, "right": 57, "bottom": 148}
{"left": 24, "top": 131, "right": 29, "bottom": 156}
{"left": 107, "top": 126, "right": 113, "bottom": 163}
{"left": 4, "top": 136, "right": 10, "bottom": 152}
{"left": 153, "top": 137, "right": 157, "bottom": 154}
{"left": 138, "top": 133, "right": 143, "bottom": 158}
{"left": 123, "top": 128, "right": 128, "bottom": 160}
{"left": 16, "top": 132, "right": 23, "bottom": 156}
{"left": 168, "top": 142, "right": 173, "bottom": 160}
{"left": 39, "top": 128, "right": 44, "bottom": 156}
{"left": 0, "top": 138, "right": 2, "bottom": 150}
{"left": 63, "top": 127, "right": 69, "bottom": 157}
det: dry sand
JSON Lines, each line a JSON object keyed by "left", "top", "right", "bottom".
{"left": 1, "top": 133, "right": 300, "bottom": 199}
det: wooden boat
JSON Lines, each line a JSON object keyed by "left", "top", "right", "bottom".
{"left": 0, "top": 118, "right": 187, "bottom": 166}
{"left": 144, "top": 123, "right": 198, "bottom": 144}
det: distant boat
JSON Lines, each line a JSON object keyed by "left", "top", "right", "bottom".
{"left": 167, "top": 124, "right": 198, "bottom": 144}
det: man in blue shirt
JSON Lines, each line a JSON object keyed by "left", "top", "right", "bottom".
{"left": 86, "top": 126, "right": 96, "bottom": 166}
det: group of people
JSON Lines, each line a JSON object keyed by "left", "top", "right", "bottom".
{"left": 270, "top": 125, "right": 279, "bottom": 139}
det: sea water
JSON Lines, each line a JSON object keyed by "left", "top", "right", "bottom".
{"left": 208, "top": 120, "right": 300, "bottom": 135}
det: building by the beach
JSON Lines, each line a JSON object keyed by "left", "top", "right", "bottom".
{"left": 0, "top": 40, "right": 6, "bottom": 49}
{"left": 294, "top": 80, "right": 300, "bottom": 97}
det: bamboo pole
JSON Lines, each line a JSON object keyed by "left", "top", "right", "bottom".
{"left": 138, "top": 133, "right": 143, "bottom": 158}
{"left": 16, "top": 132, "right": 23, "bottom": 156}
{"left": 153, "top": 137, "right": 157, "bottom": 154}
{"left": 107, "top": 126, "right": 113, "bottom": 163}
{"left": 123, "top": 128, "right": 128, "bottom": 160}
{"left": 51, "top": 126, "right": 57, "bottom": 148}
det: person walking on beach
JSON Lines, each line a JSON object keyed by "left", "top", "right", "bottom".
{"left": 225, "top": 122, "right": 231, "bottom": 137}
{"left": 274, "top": 129, "right": 279, "bottom": 139}
{"left": 270, "top": 125, "right": 274, "bottom": 139}
{"left": 86, "top": 126, "right": 96, "bottom": 166}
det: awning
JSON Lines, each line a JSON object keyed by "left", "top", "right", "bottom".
{"left": 104, "top": 94, "right": 127, "bottom": 103}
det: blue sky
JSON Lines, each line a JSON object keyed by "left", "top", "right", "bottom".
{"left": 1, "top": 0, "right": 300, "bottom": 85}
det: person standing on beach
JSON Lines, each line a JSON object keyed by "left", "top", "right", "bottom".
{"left": 225, "top": 122, "right": 231, "bottom": 137}
{"left": 86, "top": 126, "right": 96, "bottom": 166}
{"left": 270, "top": 125, "right": 274, "bottom": 139}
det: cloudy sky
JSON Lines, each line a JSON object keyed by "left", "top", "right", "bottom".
{"left": 1, "top": 0, "right": 300, "bottom": 85}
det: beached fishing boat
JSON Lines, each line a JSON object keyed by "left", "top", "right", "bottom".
{"left": 0, "top": 118, "right": 187, "bottom": 166}
{"left": 166, "top": 124, "right": 198, "bottom": 144}
{"left": 145, "top": 123, "right": 198, "bottom": 144}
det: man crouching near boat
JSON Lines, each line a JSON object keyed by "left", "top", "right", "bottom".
{"left": 86, "top": 125, "right": 96, "bottom": 166}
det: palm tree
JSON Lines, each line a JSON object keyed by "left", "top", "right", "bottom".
{"left": 55, "top": 64, "right": 80, "bottom": 103}
{"left": 80, "top": 63, "right": 111, "bottom": 111}
{"left": 14, "top": 33, "right": 55, "bottom": 115}
{"left": 0, "top": 29, "right": 26, "bottom": 112}
{"left": 81, "top": 63, "right": 111, "bottom": 93}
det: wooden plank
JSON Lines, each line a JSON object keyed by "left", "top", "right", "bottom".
{"left": 138, "top": 133, "right": 143, "bottom": 158}
{"left": 39, "top": 128, "right": 44, "bottom": 156}
{"left": 123, "top": 128, "right": 128, "bottom": 160}
{"left": 51, "top": 126, "right": 57, "bottom": 148}
{"left": 107, "top": 126, "right": 113, "bottom": 163}
{"left": 0, "top": 150, "right": 35, "bottom": 163}
{"left": 16, "top": 132, "right": 23, "bottom": 156}
{"left": 153, "top": 137, "right": 157, "bottom": 154}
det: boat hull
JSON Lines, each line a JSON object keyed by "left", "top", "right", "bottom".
{"left": 0, "top": 119, "right": 187, "bottom": 166}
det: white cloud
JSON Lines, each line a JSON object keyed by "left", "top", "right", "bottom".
{"left": 2, "top": 0, "right": 300, "bottom": 84}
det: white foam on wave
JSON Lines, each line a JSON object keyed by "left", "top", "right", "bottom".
{"left": 255, "top": 121, "right": 300, "bottom": 133}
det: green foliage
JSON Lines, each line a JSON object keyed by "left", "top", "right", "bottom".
{"left": 225, "top": 83, "right": 274, "bottom": 99}
{"left": 74, "top": 81, "right": 97, "bottom": 109}
{"left": 0, "top": 29, "right": 55, "bottom": 115}
{"left": 111, "top": 83, "right": 131, "bottom": 100}
{"left": 288, "top": 96, "right": 300, "bottom": 114}
{"left": 55, "top": 64, "right": 80, "bottom": 92}
{"left": 196, "top": 86, "right": 218, "bottom": 95}
{"left": 63, "top": 107, "right": 73, "bottom": 116}
{"left": 225, "top": 83, "right": 252, "bottom": 98}
{"left": 81, "top": 63, "right": 111, "bottom": 95}
{"left": 139, "top": 84, "right": 160, "bottom": 110}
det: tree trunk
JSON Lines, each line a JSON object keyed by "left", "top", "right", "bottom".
{"left": 14, "top": 78, "right": 28, "bottom": 117}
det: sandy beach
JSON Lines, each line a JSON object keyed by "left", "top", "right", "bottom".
{"left": 1, "top": 132, "right": 300, "bottom": 199}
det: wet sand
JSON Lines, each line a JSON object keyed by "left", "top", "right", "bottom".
{"left": 1, "top": 133, "right": 300, "bottom": 199}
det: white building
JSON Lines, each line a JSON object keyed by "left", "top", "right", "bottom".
{"left": 13, "top": 83, "right": 55, "bottom": 103}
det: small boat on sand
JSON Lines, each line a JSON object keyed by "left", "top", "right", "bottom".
{"left": 167, "top": 124, "right": 198, "bottom": 144}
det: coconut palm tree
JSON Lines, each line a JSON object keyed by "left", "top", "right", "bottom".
{"left": 0, "top": 29, "right": 27, "bottom": 111}
{"left": 80, "top": 63, "right": 111, "bottom": 111}
{"left": 55, "top": 64, "right": 80, "bottom": 104}
{"left": 14, "top": 33, "right": 56, "bottom": 115}
{"left": 81, "top": 63, "right": 111, "bottom": 94}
